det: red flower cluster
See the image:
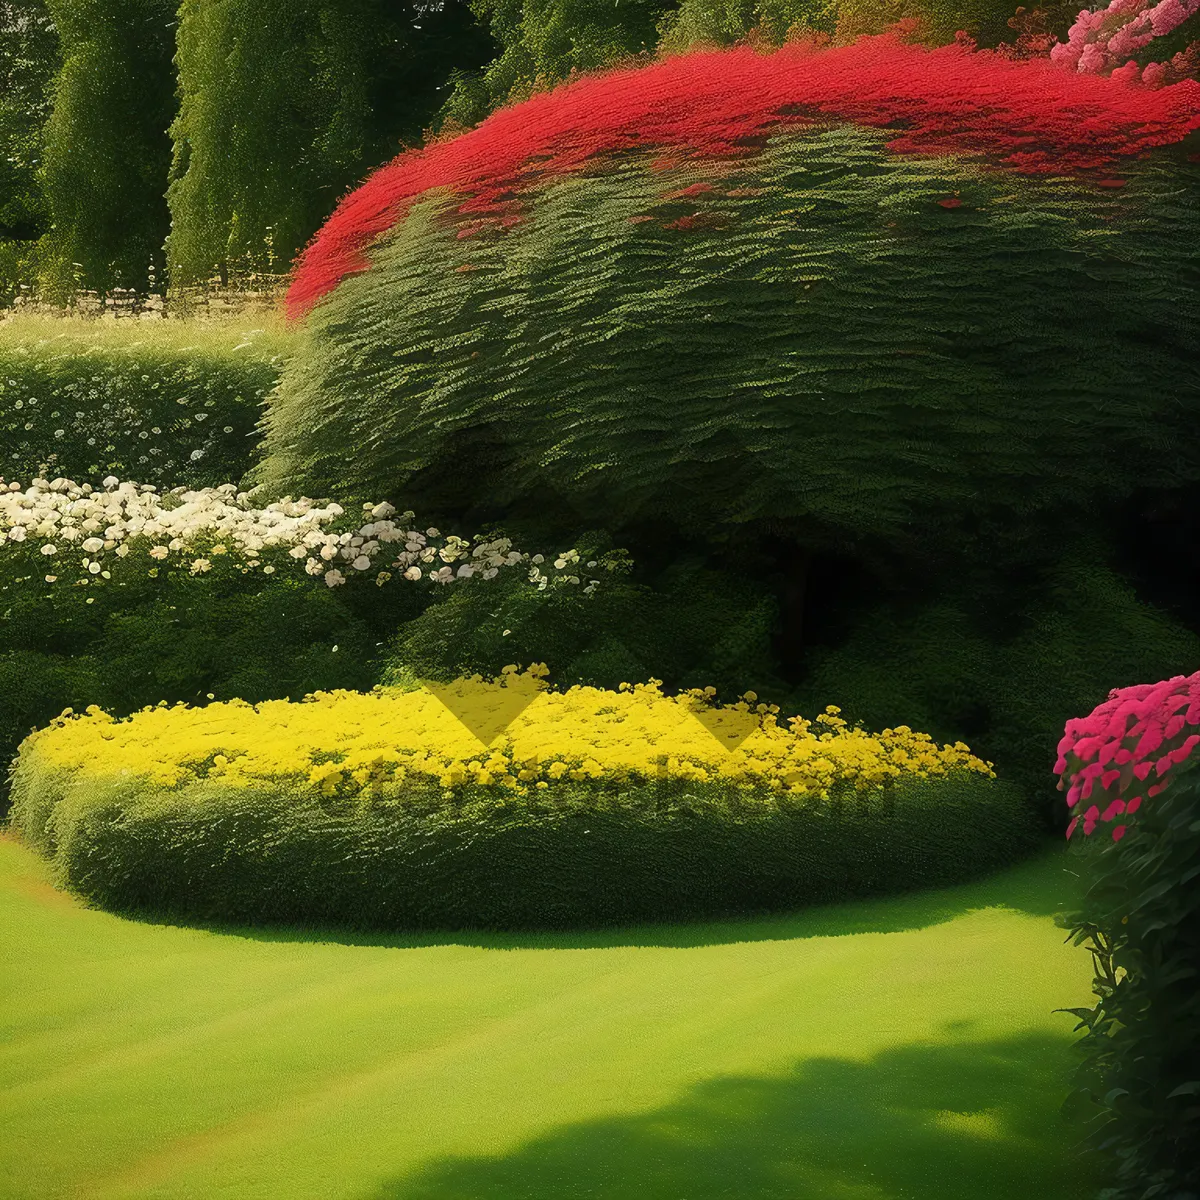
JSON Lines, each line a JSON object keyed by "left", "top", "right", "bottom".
{"left": 285, "top": 30, "right": 1200, "bottom": 320}
{"left": 1056, "top": 672, "right": 1200, "bottom": 840}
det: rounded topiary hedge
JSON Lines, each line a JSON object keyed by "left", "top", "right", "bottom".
{"left": 6, "top": 672, "right": 1041, "bottom": 929}
{"left": 253, "top": 33, "right": 1200, "bottom": 562}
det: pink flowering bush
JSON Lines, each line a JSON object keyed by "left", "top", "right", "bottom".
{"left": 1049, "top": 0, "right": 1200, "bottom": 85}
{"left": 1054, "top": 672, "right": 1200, "bottom": 1198}
{"left": 1055, "top": 670, "right": 1200, "bottom": 840}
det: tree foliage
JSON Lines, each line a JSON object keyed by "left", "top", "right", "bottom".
{"left": 166, "top": 0, "right": 497, "bottom": 288}
{"left": 431, "top": 0, "right": 673, "bottom": 134}
{"left": 37, "top": 0, "right": 176, "bottom": 299}
{"left": 0, "top": 0, "right": 58, "bottom": 300}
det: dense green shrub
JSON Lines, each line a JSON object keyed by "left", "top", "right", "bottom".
{"left": 383, "top": 533, "right": 788, "bottom": 700}
{"left": 1055, "top": 695, "right": 1200, "bottom": 1200}
{"left": 11, "top": 771, "right": 1039, "bottom": 930}
{"left": 0, "top": 318, "right": 292, "bottom": 487}
{"left": 256, "top": 118, "right": 1200, "bottom": 569}
{"left": 790, "top": 542, "right": 1200, "bottom": 832}
{"left": 8, "top": 677, "right": 1040, "bottom": 929}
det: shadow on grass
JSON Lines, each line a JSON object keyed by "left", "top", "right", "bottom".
{"left": 148, "top": 837, "right": 1083, "bottom": 951}
{"left": 362, "top": 1030, "right": 1104, "bottom": 1200}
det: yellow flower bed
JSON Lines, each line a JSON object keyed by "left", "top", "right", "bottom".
{"left": 25, "top": 664, "right": 993, "bottom": 801}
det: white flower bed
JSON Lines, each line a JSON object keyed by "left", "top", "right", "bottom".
{"left": 0, "top": 475, "right": 597, "bottom": 594}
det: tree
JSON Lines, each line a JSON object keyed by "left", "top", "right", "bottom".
{"left": 0, "top": 0, "right": 58, "bottom": 302}
{"left": 38, "top": 0, "right": 176, "bottom": 299}
{"left": 166, "top": 0, "right": 498, "bottom": 289}
{"left": 430, "top": 0, "right": 675, "bottom": 133}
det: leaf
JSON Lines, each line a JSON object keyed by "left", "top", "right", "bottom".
{"left": 1102, "top": 1088, "right": 1129, "bottom": 1106}
{"left": 1167, "top": 1081, "right": 1200, "bottom": 1099}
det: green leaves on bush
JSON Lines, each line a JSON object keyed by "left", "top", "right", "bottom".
{"left": 9, "top": 762, "right": 1040, "bottom": 930}
{"left": 789, "top": 541, "right": 1200, "bottom": 831}
{"left": 384, "top": 536, "right": 788, "bottom": 701}
{"left": 1056, "top": 760, "right": 1200, "bottom": 1200}
{"left": 0, "top": 320, "right": 290, "bottom": 487}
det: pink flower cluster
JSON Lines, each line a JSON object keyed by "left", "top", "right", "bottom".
{"left": 1055, "top": 671, "right": 1200, "bottom": 841}
{"left": 1050, "top": 0, "right": 1200, "bottom": 86}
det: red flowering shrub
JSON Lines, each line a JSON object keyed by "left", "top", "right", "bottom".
{"left": 1055, "top": 670, "right": 1200, "bottom": 839}
{"left": 285, "top": 30, "right": 1200, "bottom": 319}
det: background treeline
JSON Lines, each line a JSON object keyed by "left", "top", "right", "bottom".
{"left": 0, "top": 0, "right": 1049, "bottom": 305}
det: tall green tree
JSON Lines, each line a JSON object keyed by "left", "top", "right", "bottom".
{"left": 432, "top": 0, "right": 674, "bottom": 132}
{"left": 0, "top": 0, "right": 58, "bottom": 302}
{"left": 429, "top": 0, "right": 842, "bottom": 136}
{"left": 166, "top": 0, "right": 497, "bottom": 288}
{"left": 655, "top": 0, "right": 835, "bottom": 57}
{"left": 38, "top": 0, "right": 177, "bottom": 299}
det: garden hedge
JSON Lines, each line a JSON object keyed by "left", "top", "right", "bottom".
{"left": 0, "top": 316, "right": 292, "bottom": 488}
{"left": 6, "top": 674, "right": 1042, "bottom": 929}
{"left": 257, "top": 34, "right": 1200, "bottom": 567}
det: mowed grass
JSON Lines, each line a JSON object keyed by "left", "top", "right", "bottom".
{"left": 0, "top": 832, "right": 1104, "bottom": 1200}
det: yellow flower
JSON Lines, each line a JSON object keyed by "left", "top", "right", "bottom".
{"left": 18, "top": 666, "right": 992, "bottom": 808}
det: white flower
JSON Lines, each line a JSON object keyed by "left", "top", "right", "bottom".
{"left": 8, "top": 527, "right": 26, "bottom": 542}
{"left": 426, "top": 527, "right": 440, "bottom": 538}
{"left": 148, "top": 545, "right": 169, "bottom": 560}
{"left": 320, "top": 543, "right": 339, "bottom": 561}
{"left": 102, "top": 476, "right": 119, "bottom": 488}
{"left": 289, "top": 545, "right": 307, "bottom": 559}
{"left": 81, "top": 537, "right": 104, "bottom": 553}
{"left": 116, "top": 544, "right": 130, "bottom": 557}
{"left": 532, "top": 554, "right": 544, "bottom": 564}
{"left": 40, "top": 544, "right": 57, "bottom": 556}
{"left": 190, "top": 558, "right": 211, "bottom": 574}
{"left": 88, "top": 561, "right": 101, "bottom": 575}
{"left": 305, "top": 558, "right": 324, "bottom": 576}
{"left": 324, "top": 569, "right": 346, "bottom": 588}
{"left": 403, "top": 566, "right": 422, "bottom": 581}
{"left": 45, "top": 575, "right": 57, "bottom": 583}
{"left": 262, "top": 565, "right": 275, "bottom": 575}
{"left": 352, "top": 555, "right": 371, "bottom": 571}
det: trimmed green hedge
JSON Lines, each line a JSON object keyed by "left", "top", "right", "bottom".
{"left": 0, "top": 316, "right": 292, "bottom": 488}
{"left": 8, "top": 765, "right": 1040, "bottom": 930}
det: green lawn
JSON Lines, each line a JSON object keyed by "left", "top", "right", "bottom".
{"left": 0, "top": 832, "right": 1104, "bottom": 1200}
